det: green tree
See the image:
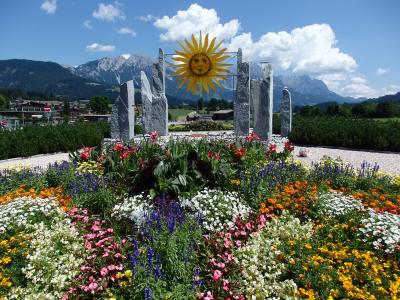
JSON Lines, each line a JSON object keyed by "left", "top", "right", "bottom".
{"left": 374, "top": 101, "right": 399, "bottom": 118}
{"left": 197, "top": 97, "right": 204, "bottom": 111}
{"left": 326, "top": 102, "right": 339, "bottom": 116}
{"left": 89, "top": 95, "right": 110, "bottom": 114}
{"left": 63, "top": 98, "right": 71, "bottom": 116}
{"left": 0, "top": 94, "right": 8, "bottom": 109}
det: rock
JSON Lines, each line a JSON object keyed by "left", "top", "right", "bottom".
{"left": 281, "top": 87, "right": 292, "bottom": 137}
{"left": 252, "top": 63, "right": 273, "bottom": 140}
{"left": 118, "top": 80, "right": 135, "bottom": 141}
{"left": 151, "top": 49, "right": 168, "bottom": 136}
{"left": 141, "top": 71, "right": 152, "bottom": 134}
{"left": 234, "top": 48, "right": 250, "bottom": 136}
{"left": 110, "top": 102, "right": 120, "bottom": 139}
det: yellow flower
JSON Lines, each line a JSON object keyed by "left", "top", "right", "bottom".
{"left": 305, "top": 243, "right": 312, "bottom": 249}
{"left": 230, "top": 179, "right": 240, "bottom": 186}
{"left": 123, "top": 270, "right": 132, "bottom": 278}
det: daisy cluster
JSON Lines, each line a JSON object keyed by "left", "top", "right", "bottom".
{"left": 183, "top": 188, "right": 251, "bottom": 232}
{"left": 111, "top": 193, "right": 151, "bottom": 226}
{"left": 0, "top": 196, "right": 63, "bottom": 233}
{"left": 359, "top": 210, "right": 400, "bottom": 253}
{"left": 317, "top": 192, "right": 364, "bottom": 217}
{"left": 234, "top": 213, "right": 313, "bottom": 298}
{"left": 8, "top": 216, "right": 84, "bottom": 299}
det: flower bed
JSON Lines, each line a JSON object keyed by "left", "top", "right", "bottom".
{"left": 0, "top": 132, "right": 399, "bottom": 299}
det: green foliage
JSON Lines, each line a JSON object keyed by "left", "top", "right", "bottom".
{"left": 72, "top": 188, "right": 119, "bottom": 220}
{"left": 0, "top": 94, "right": 8, "bottom": 109}
{"left": 89, "top": 95, "right": 111, "bottom": 114}
{"left": 0, "top": 122, "right": 110, "bottom": 159}
{"left": 289, "top": 117, "right": 400, "bottom": 151}
{"left": 169, "top": 121, "right": 234, "bottom": 132}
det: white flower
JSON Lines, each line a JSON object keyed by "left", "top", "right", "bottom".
{"left": 182, "top": 188, "right": 251, "bottom": 233}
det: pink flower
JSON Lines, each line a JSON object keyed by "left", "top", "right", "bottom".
{"left": 223, "top": 279, "right": 230, "bottom": 291}
{"left": 150, "top": 131, "right": 159, "bottom": 144}
{"left": 114, "top": 253, "right": 124, "bottom": 259}
{"left": 88, "top": 282, "right": 98, "bottom": 290}
{"left": 85, "top": 241, "right": 92, "bottom": 251}
{"left": 107, "top": 265, "right": 116, "bottom": 271}
{"left": 217, "top": 262, "right": 225, "bottom": 269}
{"left": 225, "top": 233, "right": 232, "bottom": 239}
{"left": 100, "top": 267, "right": 108, "bottom": 276}
{"left": 235, "top": 240, "right": 242, "bottom": 247}
{"left": 212, "top": 270, "right": 222, "bottom": 281}
{"left": 224, "top": 239, "right": 232, "bottom": 248}
{"left": 204, "top": 291, "right": 214, "bottom": 300}
{"left": 86, "top": 233, "right": 96, "bottom": 240}
{"left": 91, "top": 224, "right": 101, "bottom": 232}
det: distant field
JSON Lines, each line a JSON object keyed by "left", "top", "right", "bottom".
{"left": 169, "top": 108, "right": 194, "bottom": 121}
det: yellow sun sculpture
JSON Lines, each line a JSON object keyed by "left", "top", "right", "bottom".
{"left": 172, "top": 32, "right": 232, "bottom": 96}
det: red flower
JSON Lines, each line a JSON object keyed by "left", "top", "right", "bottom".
{"left": 268, "top": 143, "right": 277, "bottom": 153}
{"left": 214, "top": 153, "right": 221, "bottom": 160}
{"left": 80, "top": 146, "right": 92, "bottom": 161}
{"left": 235, "top": 148, "right": 247, "bottom": 159}
{"left": 119, "top": 151, "right": 130, "bottom": 160}
{"left": 114, "top": 143, "right": 124, "bottom": 152}
{"left": 284, "top": 141, "right": 294, "bottom": 152}
{"left": 245, "top": 132, "right": 260, "bottom": 142}
{"left": 150, "top": 131, "right": 159, "bottom": 144}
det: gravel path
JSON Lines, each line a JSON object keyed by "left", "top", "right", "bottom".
{"left": 294, "top": 145, "right": 400, "bottom": 175}
{"left": 0, "top": 133, "right": 399, "bottom": 175}
{"left": 0, "top": 152, "right": 70, "bottom": 170}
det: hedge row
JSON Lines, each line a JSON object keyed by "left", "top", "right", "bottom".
{"left": 0, "top": 122, "right": 110, "bottom": 159}
{"left": 169, "top": 121, "right": 234, "bottom": 132}
{"left": 289, "top": 117, "right": 400, "bottom": 152}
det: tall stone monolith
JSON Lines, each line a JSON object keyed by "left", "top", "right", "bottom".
{"left": 281, "top": 87, "right": 292, "bottom": 137}
{"left": 234, "top": 48, "right": 250, "bottom": 136}
{"left": 118, "top": 80, "right": 135, "bottom": 141}
{"left": 252, "top": 63, "right": 273, "bottom": 140}
{"left": 110, "top": 102, "right": 120, "bottom": 139}
{"left": 141, "top": 71, "right": 153, "bottom": 134}
{"left": 151, "top": 48, "right": 168, "bottom": 136}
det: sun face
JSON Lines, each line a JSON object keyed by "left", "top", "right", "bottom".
{"left": 172, "top": 32, "right": 232, "bottom": 95}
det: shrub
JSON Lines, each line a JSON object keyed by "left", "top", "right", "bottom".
{"left": 289, "top": 117, "right": 400, "bottom": 151}
{"left": 0, "top": 122, "right": 110, "bottom": 159}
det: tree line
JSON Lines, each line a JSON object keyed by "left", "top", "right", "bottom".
{"left": 299, "top": 101, "right": 400, "bottom": 118}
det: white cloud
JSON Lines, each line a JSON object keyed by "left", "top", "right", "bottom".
{"left": 154, "top": 3, "right": 240, "bottom": 41}
{"left": 228, "top": 24, "right": 357, "bottom": 76}
{"left": 41, "top": 0, "right": 57, "bottom": 14}
{"left": 86, "top": 43, "right": 116, "bottom": 52}
{"left": 117, "top": 27, "right": 136, "bottom": 37}
{"left": 339, "top": 76, "right": 379, "bottom": 98}
{"left": 138, "top": 14, "right": 157, "bottom": 22}
{"left": 376, "top": 67, "right": 389, "bottom": 75}
{"left": 92, "top": 2, "right": 125, "bottom": 22}
{"left": 153, "top": 4, "right": 398, "bottom": 99}
{"left": 317, "top": 73, "right": 348, "bottom": 91}
{"left": 83, "top": 20, "right": 92, "bottom": 29}
{"left": 121, "top": 54, "right": 131, "bottom": 59}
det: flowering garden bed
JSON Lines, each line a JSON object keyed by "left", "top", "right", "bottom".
{"left": 0, "top": 132, "right": 399, "bottom": 299}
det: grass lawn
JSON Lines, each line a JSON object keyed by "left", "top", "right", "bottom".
{"left": 169, "top": 108, "right": 194, "bottom": 121}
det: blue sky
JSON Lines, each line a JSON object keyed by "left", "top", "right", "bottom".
{"left": 1, "top": 0, "right": 399, "bottom": 98}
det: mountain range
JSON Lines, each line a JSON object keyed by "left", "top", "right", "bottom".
{"left": 0, "top": 54, "right": 396, "bottom": 110}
